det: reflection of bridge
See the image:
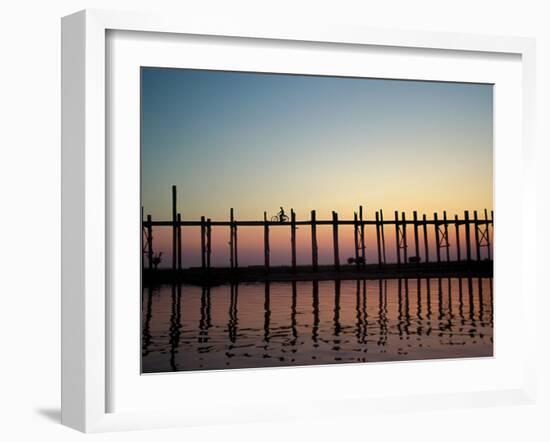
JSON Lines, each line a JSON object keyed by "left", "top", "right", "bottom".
{"left": 141, "top": 277, "right": 494, "bottom": 372}
{"left": 142, "top": 185, "right": 493, "bottom": 274}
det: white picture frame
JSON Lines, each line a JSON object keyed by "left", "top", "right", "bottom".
{"left": 61, "top": 9, "right": 537, "bottom": 433}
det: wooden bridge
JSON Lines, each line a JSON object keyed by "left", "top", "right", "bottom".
{"left": 142, "top": 185, "right": 493, "bottom": 274}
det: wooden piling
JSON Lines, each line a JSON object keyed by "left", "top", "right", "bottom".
{"left": 423, "top": 214, "right": 429, "bottom": 263}
{"left": 206, "top": 218, "right": 212, "bottom": 269}
{"left": 264, "top": 211, "right": 270, "bottom": 271}
{"left": 311, "top": 210, "right": 318, "bottom": 271}
{"left": 375, "top": 211, "right": 382, "bottom": 267}
{"left": 354, "top": 212, "right": 360, "bottom": 268}
{"left": 394, "top": 211, "right": 401, "bottom": 266}
{"left": 434, "top": 212, "right": 441, "bottom": 264}
{"left": 464, "top": 210, "right": 472, "bottom": 261}
{"left": 485, "top": 208, "right": 491, "bottom": 260}
{"left": 401, "top": 212, "right": 408, "bottom": 263}
{"left": 443, "top": 211, "right": 450, "bottom": 262}
{"left": 332, "top": 211, "right": 340, "bottom": 270}
{"left": 177, "top": 213, "right": 182, "bottom": 271}
{"left": 146, "top": 214, "right": 153, "bottom": 271}
{"left": 413, "top": 211, "right": 420, "bottom": 261}
{"left": 359, "top": 205, "right": 366, "bottom": 268}
{"left": 290, "top": 209, "right": 297, "bottom": 271}
{"left": 474, "top": 210, "right": 481, "bottom": 261}
{"left": 172, "top": 185, "right": 177, "bottom": 271}
{"left": 380, "top": 209, "right": 387, "bottom": 263}
{"left": 234, "top": 216, "right": 239, "bottom": 269}
{"left": 454, "top": 214, "right": 461, "bottom": 261}
{"left": 229, "top": 208, "right": 235, "bottom": 269}
{"left": 200, "top": 216, "right": 206, "bottom": 269}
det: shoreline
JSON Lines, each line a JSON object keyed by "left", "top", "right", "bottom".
{"left": 143, "top": 261, "right": 493, "bottom": 286}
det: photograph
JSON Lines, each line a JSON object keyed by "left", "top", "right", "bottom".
{"left": 140, "top": 67, "right": 494, "bottom": 373}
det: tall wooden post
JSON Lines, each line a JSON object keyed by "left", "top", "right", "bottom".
{"left": 311, "top": 210, "right": 318, "bottom": 271}
{"left": 464, "top": 210, "right": 472, "bottom": 261}
{"left": 375, "top": 211, "right": 382, "bottom": 267}
{"left": 434, "top": 212, "right": 441, "bottom": 264}
{"left": 354, "top": 212, "right": 360, "bottom": 269}
{"left": 172, "top": 185, "right": 177, "bottom": 271}
{"left": 401, "top": 212, "right": 408, "bottom": 263}
{"left": 454, "top": 214, "right": 461, "bottom": 262}
{"left": 443, "top": 211, "right": 450, "bottom": 262}
{"left": 177, "top": 213, "right": 182, "bottom": 272}
{"left": 332, "top": 211, "right": 340, "bottom": 270}
{"left": 141, "top": 206, "right": 145, "bottom": 271}
{"left": 206, "top": 218, "right": 212, "bottom": 269}
{"left": 485, "top": 208, "right": 491, "bottom": 260}
{"left": 413, "top": 211, "right": 420, "bottom": 261}
{"left": 200, "top": 216, "right": 206, "bottom": 269}
{"left": 290, "top": 209, "right": 297, "bottom": 271}
{"left": 474, "top": 210, "right": 481, "bottom": 261}
{"left": 394, "top": 211, "right": 401, "bottom": 266}
{"left": 359, "top": 205, "right": 366, "bottom": 268}
{"left": 229, "top": 208, "right": 234, "bottom": 269}
{"left": 146, "top": 214, "right": 153, "bottom": 271}
{"left": 380, "top": 209, "right": 387, "bottom": 263}
{"left": 264, "top": 211, "right": 270, "bottom": 271}
{"left": 422, "top": 214, "right": 429, "bottom": 263}
{"left": 234, "top": 214, "right": 238, "bottom": 269}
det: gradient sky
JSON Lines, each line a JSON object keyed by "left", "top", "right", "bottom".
{"left": 141, "top": 68, "right": 493, "bottom": 267}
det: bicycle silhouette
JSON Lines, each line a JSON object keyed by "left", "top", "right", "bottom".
{"left": 270, "top": 214, "right": 289, "bottom": 223}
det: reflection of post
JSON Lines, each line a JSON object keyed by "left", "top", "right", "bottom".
{"left": 334, "top": 280, "right": 341, "bottom": 336}
{"left": 290, "top": 281, "right": 297, "bottom": 346}
{"left": 290, "top": 209, "right": 297, "bottom": 271}
{"left": 477, "top": 278, "right": 484, "bottom": 323}
{"left": 263, "top": 281, "right": 271, "bottom": 343}
{"left": 332, "top": 211, "right": 340, "bottom": 270}
{"left": 426, "top": 278, "right": 432, "bottom": 319}
{"left": 311, "top": 210, "right": 318, "bottom": 271}
{"left": 169, "top": 284, "right": 182, "bottom": 371}
{"left": 199, "top": 286, "right": 211, "bottom": 343}
{"left": 312, "top": 281, "right": 319, "bottom": 344}
{"left": 467, "top": 277, "right": 474, "bottom": 321}
{"left": 228, "top": 283, "right": 239, "bottom": 344}
{"left": 142, "top": 285, "right": 154, "bottom": 356}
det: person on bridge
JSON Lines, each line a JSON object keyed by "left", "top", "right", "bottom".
{"left": 278, "top": 206, "right": 287, "bottom": 222}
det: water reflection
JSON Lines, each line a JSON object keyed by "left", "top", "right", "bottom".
{"left": 142, "top": 278, "right": 493, "bottom": 373}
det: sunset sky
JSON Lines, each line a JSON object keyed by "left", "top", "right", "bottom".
{"left": 141, "top": 68, "right": 493, "bottom": 267}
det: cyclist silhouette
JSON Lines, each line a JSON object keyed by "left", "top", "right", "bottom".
{"left": 270, "top": 207, "right": 289, "bottom": 223}
{"left": 277, "top": 206, "right": 286, "bottom": 222}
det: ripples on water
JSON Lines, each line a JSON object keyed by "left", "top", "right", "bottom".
{"left": 141, "top": 278, "right": 493, "bottom": 373}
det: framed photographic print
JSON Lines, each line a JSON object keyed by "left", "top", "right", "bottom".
{"left": 62, "top": 9, "right": 537, "bottom": 432}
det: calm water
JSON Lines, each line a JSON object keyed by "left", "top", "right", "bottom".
{"left": 141, "top": 278, "right": 493, "bottom": 373}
